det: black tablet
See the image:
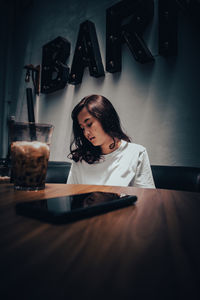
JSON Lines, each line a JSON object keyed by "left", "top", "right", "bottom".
{"left": 16, "top": 191, "right": 137, "bottom": 224}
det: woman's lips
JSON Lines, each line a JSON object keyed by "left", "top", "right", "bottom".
{"left": 89, "top": 137, "right": 95, "bottom": 142}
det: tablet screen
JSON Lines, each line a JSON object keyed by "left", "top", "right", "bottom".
{"left": 16, "top": 192, "right": 137, "bottom": 223}
{"left": 47, "top": 192, "right": 124, "bottom": 213}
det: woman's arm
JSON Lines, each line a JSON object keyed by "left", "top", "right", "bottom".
{"left": 132, "top": 149, "right": 155, "bottom": 188}
{"left": 66, "top": 162, "right": 78, "bottom": 184}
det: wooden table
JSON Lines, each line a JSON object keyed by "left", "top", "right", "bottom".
{"left": 0, "top": 183, "right": 200, "bottom": 300}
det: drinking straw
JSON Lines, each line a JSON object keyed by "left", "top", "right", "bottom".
{"left": 26, "top": 88, "right": 35, "bottom": 123}
{"left": 26, "top": 88, "right": 36, "bottom": 140}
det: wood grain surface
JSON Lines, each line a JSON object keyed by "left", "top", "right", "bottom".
{"left": 0, "top": 183, "right": 200, "bottom": 300}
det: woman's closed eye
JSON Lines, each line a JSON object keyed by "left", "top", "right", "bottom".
{"left": 87, "top": 122, "right": 92, "bottom": 128}
{"left": 80, "top": 122, "right": 92, "bottom": 132}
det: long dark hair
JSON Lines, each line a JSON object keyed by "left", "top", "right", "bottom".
{"left": 68, "top": 95, "right": 131, "bottom": 164}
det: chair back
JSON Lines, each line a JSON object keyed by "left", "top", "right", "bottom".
{"left": 151, "top": 165, "right": 200, "bottom": 192}
{"left": 46, "top": 161, "right": 71, "bottom": 183}
{"left": 46, "top": 162, "right": 200, "bottom": 192}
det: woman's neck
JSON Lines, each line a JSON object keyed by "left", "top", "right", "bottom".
{"left": 101, "top": 138, "right": 121, "bottom": 155}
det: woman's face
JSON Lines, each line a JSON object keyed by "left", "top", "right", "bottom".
{"left": 77, "top": 107, "right": 112, "bottom": 151}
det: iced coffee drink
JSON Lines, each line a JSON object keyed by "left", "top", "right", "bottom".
{"left": 11, "top": 141, "right": 50, "bottom": 190}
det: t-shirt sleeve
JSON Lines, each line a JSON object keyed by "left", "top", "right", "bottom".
{"left": 66, "top": 162, "right": 78, "bottom": 184}
{"left": 132, "top": 149, "right": 155, "bottom": 188}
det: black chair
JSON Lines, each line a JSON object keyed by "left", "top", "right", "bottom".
{"left": 46, "top": 161, "right": 71, "bottom": 183}
{"left": 46, "top": 161, "right": 200, "bottom": 193}
{"left": 151, "top": 165, "right": 200, "bottom": 193}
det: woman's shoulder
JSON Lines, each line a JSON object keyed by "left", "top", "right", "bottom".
{"left": 122, "top": 140, "right": 146, "bottom": 153}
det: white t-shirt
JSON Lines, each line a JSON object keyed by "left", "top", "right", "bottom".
{"left": 67, "top": 140, "right": 155, "bottom": 188}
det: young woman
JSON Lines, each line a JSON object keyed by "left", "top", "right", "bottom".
{"left": 67, "top": 95, "right": 155, "bottom": 188}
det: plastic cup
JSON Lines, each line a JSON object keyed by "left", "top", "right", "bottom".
{"left": 9, "top": 122, "right": 54, "bottom": 191}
